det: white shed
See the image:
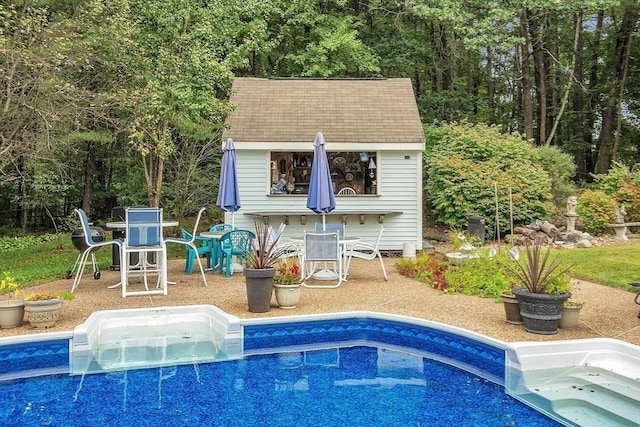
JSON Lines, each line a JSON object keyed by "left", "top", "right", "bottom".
{"left": 221, "top": 77, "right": 426, "bottom": 251}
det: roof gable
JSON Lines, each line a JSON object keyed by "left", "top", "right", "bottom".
{"left": 223, "top": 78, "right": 425, "bottom": 144}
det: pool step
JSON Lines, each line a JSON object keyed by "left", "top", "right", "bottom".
{"left": 506, "top": 338, "right": 640, "bottom": 427}
{"left": 71, "top": 305, "right": 243, "bottom": 375}
{"left": 523, "top": 367, "right": 640, "bottom": 426}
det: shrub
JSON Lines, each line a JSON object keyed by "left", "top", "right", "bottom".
{"left": 443, "top": 253, "right": 512, "bottom": 301}
{"left": 424, "top": 123, "right": 555, "bottom": 237}
{"left": 534, "top": 146, "right": 576, "bottom": 215}
{"left": 395, "top": 252, "right": 450, "bottom": 290}
{"left": 576, "top": 189, "right": 617, "bottom": 234}
{"left": 592, "top": 163, "right": 640, "bottom": 221}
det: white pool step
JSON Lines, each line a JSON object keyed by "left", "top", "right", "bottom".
{"left": 506, "top": 339, "right": 640, "bottom": 427}
{"left": 71, "top": 305, "right": 243, "bottom": 374}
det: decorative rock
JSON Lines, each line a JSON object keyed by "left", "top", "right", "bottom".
{"left": 576, "top": 239, "right": 592, "bottom": 248}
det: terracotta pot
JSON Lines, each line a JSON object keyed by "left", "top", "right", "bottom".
{"left": 244, "top": 269, "right": 275, "bottom": 313}
{"left": 24, "top": 298, "right": 63, "bottom": 328}
{"left": 500, "top": 293, "right": 523, "bottom": 325}
{"left": 274, "top": 283, "right": 302, "bottom": 309}
{"left": 0, "top": 300, "right": 25, "bottom": 329}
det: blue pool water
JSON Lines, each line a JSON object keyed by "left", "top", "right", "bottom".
{"left": 0, "top": 345, "right": 559, "bottom": 427}
{"left": 0, "top": 315, "right": 565, "bottom": 426}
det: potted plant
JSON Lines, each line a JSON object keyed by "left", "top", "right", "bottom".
{"left": 23, "top": 291, "right": 73, "bottom": 328}
{"left": 273, "top": 258, "right": 302, "bottom": 309}
{"left": 0, "top": 271, "right": 25, "bottom": 329}
{"left": 501, "top": 244, "right": 571, "bottom": 335}
{"left": 500, "top": 286, "right": 523, "bottom": 325}
{"left": 560, "top": 300, "right": 584, "bottom": 329}
{"left": 243, "top": 221, "right": 287, "bottom": 313}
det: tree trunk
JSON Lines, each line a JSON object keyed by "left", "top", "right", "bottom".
{"left": 596, "top": 6, "right": 639, "bottom": 173}
{"left": 81, "top": 141, "right": 96, "bottom": 214}
{"left": 486, "top": 47, "right": 495, "bottom": 123}
{"left": 519, "top": 12, "right": 534, "bottom": 140}
{"left": 546, "top": 12, "right": 582, "bottom": 146}
{"left": 572, "top": 10, "right": 586, "bottom": 175}
{"left": 584, "top": 11, "right": 603, "bottom": 175}
{"left": 528, "top": 9, "right": 547, "bottom": 145}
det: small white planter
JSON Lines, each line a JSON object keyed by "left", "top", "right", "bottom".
{"left": 274, "top": 284, "right": 302, "bottom": 309}
{"left": 0, "top": 300, "right": 25, "bottom": 328}
{"left": 24, "top": 298, "right": 63, "bottom": 328}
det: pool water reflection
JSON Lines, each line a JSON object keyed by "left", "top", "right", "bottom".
{"left": 0, "top": 345, "right": 558, "bottom": 427}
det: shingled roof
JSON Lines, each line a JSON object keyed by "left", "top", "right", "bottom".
{"left": 222, "top": 78, "right": 425, "bottom": 144}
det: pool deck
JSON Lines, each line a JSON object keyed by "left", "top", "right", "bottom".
{"left": 1, "top": 256, "right": 639, "bottom": 347}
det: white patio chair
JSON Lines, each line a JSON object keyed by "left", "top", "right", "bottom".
{"left": 164, "top": 207, "right": 208, "bottom": 287}
{"left": 71, "top": 208, "right": 123, "bottom": 293}
{"left": 301, "top": 231, "right": 342, "bottom": 288}
{"left": 337, "top": 187, "right": 356, "bottom": 195}
{"left": 344, "top": 226, "right": 387, "bottom": 280}
{"left": 121, "top": 207, "right": 168, "bottom": 297}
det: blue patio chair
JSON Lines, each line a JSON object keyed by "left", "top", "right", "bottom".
{"left": 164, "top": 207, "right": 208, "bottom": 287}
{"left": 122, "top": 207, "right": 167, "bottom": 297}
{"left": 179, "top": 229, "right": 212, "bottom": 274}
{"left": 315, "top": 222, "right": 345, "bottom": 238}
{"left": 218, "top": 229, "right": 256, "bottom": 277}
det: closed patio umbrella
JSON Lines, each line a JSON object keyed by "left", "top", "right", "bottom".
{"left": 216, "top": 138, "right": 241, "bottom": 228}
{"left": 306, "top": 132, "right": 336, "bottom": 230}
{"left": 217, "top": 137, "right": 242, "bottom": 272}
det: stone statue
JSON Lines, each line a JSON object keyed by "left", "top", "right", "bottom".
{"left": 566, "top": 196, "right": 577, "bottom": 216}
{"left": 615, "top": 206, "right": 626, "bottom": 224}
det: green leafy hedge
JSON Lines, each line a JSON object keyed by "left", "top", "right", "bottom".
{"left": 424, "top": 123, "right": 554, "bottom": 236}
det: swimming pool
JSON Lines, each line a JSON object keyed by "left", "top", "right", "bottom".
{"left": 0, "top": 308, "right": 638, "bottom": 426}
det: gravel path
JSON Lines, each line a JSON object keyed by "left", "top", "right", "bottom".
{"left": 2, "top": 256, "right": 638, "bottom": 346}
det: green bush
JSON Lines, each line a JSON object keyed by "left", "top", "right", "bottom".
{"left": 534, "top": 146, "right": 576, "bottom": 215}
{"left": 443, "top": 253, "right": 512, "bottom": 301}
{"left": 424, "top": 123, "right": 554, "bottom": 236}
{"left": 592, "top": 163, "right": 640, "bottom": 221}
{"left": 576, "top": 189, "right": 617, "bottom": 234}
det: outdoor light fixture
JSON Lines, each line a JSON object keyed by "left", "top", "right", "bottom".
{"left": 368, "top": 158, "right": 376, "bottom": 178}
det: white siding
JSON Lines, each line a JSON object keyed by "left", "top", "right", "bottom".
{"left": 230, "top": 150, "right": 422, "bottom": 251}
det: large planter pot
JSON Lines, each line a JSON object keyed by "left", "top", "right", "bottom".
{"left": 559, "top": 304, "right": 582, "bottom": 329}
{"left": 500, "top": 293, "right": 523, "bottom": 325}
{"left": 244, "top": 268, "right": 275, "bottom": 313}
{"left": 24, "top": 298, "right": 63, "bottom": 328}
{"left": 274, "top": 283, "right": 302, "bottom": 309}
{"left": 513, "top": 288, "right": 570, "bottom": 335}
{"left": 0, "top": 300, "right": 25, "bottom": 329}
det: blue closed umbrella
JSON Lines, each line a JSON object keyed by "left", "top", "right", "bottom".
{"left": 217, "top": 138, "right": 241, "bottom": 227}
{"left": 306, "top": 132, "right": 336, "bottom": 230}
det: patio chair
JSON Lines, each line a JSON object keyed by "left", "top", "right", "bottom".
{"left": 71, "top": 208, "right": 123, "bottom": 293}
{"left": 218, "top": 229, "right": 257, "bottom": 277}
{"left": 301, "top": 231, "right": 342, "bottom": 288}
{"left": 315, "top": 222, "right": 345, "bottom": 238}
{"left": 337, "top": 187, "right": 356, "bottom": 195}
{"left": 164, "top": 207, "right": 208, "bottom": 287}
{"left": 121, "top": 207, "right": 167, "bottom": 297}
{"left": 344, "top": 226, "right": 387, "bottom": 280}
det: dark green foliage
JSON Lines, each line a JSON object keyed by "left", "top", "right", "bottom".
{"left": 500, "top": 245, "right": 571, "bottom": 294}
{"left": 534, "top": 146, "right": 576, "bottom": 214}
{"left": 424, "top": 123, "right": 555, "bottom": 236}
